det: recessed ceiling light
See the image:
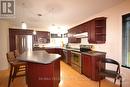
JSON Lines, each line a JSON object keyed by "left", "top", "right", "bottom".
{"left": 37, "top": 14, "right": 42, "bottom": 16}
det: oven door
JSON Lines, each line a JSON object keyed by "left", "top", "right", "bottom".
{"left": 71, "top": 51, "right": 81, "bottom": 67}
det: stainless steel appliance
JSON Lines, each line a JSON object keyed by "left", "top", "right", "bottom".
{"left": 15, "top": 35, "right": 32, "bottom": 54}
{"left": 71, "top": 51, "right": 81, "bottom": 73}
{"left": 63, "top": 49, "right": 68, "bottom": 63}
{"left": 80, "top": 45, "right": 93, "bottom": 52}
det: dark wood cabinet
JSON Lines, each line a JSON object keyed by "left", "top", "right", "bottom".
{"left": 47, "top": 48, "right": 64, "bottom": 60}
{"left": 82, "top": 53, "right": 105, "bottom": 81}
{"left": 76, "top": 22, "right": 88, "bottom": 34}
{"left": 91, "top": 55, "right": 105, "bottom": 81}
{"left": 55, "top": 48, "right": 64, "bottom": 60}
{"left": 63, "top": 49, "right": 72, "bottom": 65}
{"left": 68, "top": 28, "right": 81, "bottom": 43}
{"left": 68, "top": 17, "right": 106, "bottom": 44}
{"left": 9, "top": 28, "right": 51, "bottom": 51}
{"left": 88, "top": 17, "right": 106, "bottom": 43}
{"left": 26, "top": 59, "right": 60, "bottom": 87}
{"left": 82, "top": 54, "right": 92, "bottom": 78}
{"left": 68, "top": 22, "right": 88, "bottom": 43}
{"left": 45, "top": 48, "right": 56, "bottom": 53}
{"left": 63, "top": 50, "right": 71, "bottom": 65}
{"left": 33, "top": 31, "right": 50, "bottom": 44}
{"left": 68, "top": 37, "right": 81, "bottom": 43}
{"left": 67, "top": 50, "right": 71, "bottom": 65}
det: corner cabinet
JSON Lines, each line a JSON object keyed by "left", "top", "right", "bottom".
{"left": 88, "top": 17, "right": 106, "bottom": 44}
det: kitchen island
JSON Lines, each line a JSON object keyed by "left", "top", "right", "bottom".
{"left": 17, "top": 51, "right": 61, "bottom": 87}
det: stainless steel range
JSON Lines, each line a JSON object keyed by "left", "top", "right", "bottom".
{"left": 80, "top": 45, "right": 93, "bottom": 52}
{"left": 71, "top": 45, "right": 93, "bottom": 73}
{"left": 71, "top": 51, "right": 81, "bottom": 73}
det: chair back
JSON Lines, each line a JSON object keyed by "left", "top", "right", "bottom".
{"left": 6, "top": 52, "right": 16, "bottom": 64}
{"left": 102, "top": 58, "right": 120, "bottom": 73}
{"left": 14, "top": 50, "right": 20, "bottom": 57}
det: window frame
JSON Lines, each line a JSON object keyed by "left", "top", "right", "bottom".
{"left": 122, "top": 13, "right": 130, "bottom": 69}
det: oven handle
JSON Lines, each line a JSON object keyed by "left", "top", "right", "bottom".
{"left": 71, "top": 51, "right": 81, "bottom": 55}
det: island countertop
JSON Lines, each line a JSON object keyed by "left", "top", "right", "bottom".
{"left": 17, "top": 50, "right": 61, "bottom": 64}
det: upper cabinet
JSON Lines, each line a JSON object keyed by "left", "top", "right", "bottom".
{"left": 68, "top": 21, "right": 88, "bottom": 43}
{"left": 33, "top": 31, "right": 50, "bottom": 44}
{"left": 68, "top": 27, "right": 81, "bottom": 43}
{"left": 88, "top": 17, "right": 106, "bottom": 44}
{"left": 9, "top": 29, "right": 51, "bottom": 51}
{"left": 68, "top": 17, "right": 106, "bottom": 44}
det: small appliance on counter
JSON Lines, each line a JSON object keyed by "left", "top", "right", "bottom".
{"left": 65, "top": 43, "right": 70, "bottom": 48}
{"left": 80, "top": 45, "right": 93, "bottom": 52}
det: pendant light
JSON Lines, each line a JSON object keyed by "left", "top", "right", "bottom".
{"left": 21, "top": 22, "right": 27, "bottom": 29}
{"left": 33, "top": 30, "right": 36, "bottom": 35}
{"left": 21, "top": 3, "right": 27, "bottom": 29}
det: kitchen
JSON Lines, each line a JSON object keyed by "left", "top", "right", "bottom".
{"left": 0, "top": 0, "right": 130, "bottom": 87}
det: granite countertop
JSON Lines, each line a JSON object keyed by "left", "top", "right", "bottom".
{"left": 63, "top": 48, "right": 106, "bottom": 56}
{"left": 81, "top": 51, "right": 106, "bottom": 56}
{"left": 17, "top": 51, "right": 61, "bottom": 64}
{"left": 33, "top": 46, "right": 106, "bottom": 56}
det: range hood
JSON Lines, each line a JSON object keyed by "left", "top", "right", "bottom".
{"left": 73, "top": 32, "right": 88, "bottom": 38}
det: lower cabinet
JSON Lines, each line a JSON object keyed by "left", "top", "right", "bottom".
{"left": 66, "top": 50, "right": 71, "bottom": 65}
{"left": 82, "top": 54, "right": 105, "bottom": 81}
{"left": 26, "top": 59, "right": 60, "bottom": 87}
{"left": 62, "top": 50, "right": 71, "bottom": 65}
{"left": 45, "top": 48, "right": 56, "bottom": 53}
{"left": 82, "top": 55, "right": 92, "bottom": 78}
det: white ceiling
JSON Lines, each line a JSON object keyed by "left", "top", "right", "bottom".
{"left": 10, "top": 0, "right": 124, "bottom": 30}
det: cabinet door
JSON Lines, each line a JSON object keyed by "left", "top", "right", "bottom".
{"left": 91, "top": 55, "right": 105, "bottom": 81}
{"left": 88, "top": 20, "right": 96, "bottom": 43}
{"left": 77, "top": 23, "right": 88, "bottom": 33}
{"left": 83, "top": 22, "right": 88, "bottom": 32}
{"left": 67, "top": 50, "right": 71, "bottom": 65}
{"left": 82, "top": 54, "right": 92, "bottom": 78}
{"left": 45, "top": 48, "right": 56, "bottom": 53}
{"left": 88, "top": 17, "right": 106, "bottom": 44}
{"left": 35, "top": 31, "right": 50, "bottom": 43}
{"left": 68, "top": 28, "right": 81, "bottom": 43}
{"left": 75, "top": 25, "right": 82, "bottom": 34}
{"left": 55, "top": 48, "right": 64, "bottom": 59}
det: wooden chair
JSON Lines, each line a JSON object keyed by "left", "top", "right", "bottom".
{"left": 99, "top": 58, "right": 122, "bottom": 87}
{"left": 6, "top": 51, "right": 26, "bottom": 87}
{"left": 14, "top": 50, "right": 20, "bottom": 57}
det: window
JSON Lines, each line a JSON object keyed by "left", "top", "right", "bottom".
{"left": 122, "top": 13, "right": 130, "bottom": 69}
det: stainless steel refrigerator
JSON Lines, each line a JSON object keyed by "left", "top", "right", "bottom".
{"left": 15, "top": 35, "right": 32, "bottom": 54}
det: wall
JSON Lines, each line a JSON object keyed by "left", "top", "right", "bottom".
{"left": 0, "top": 20, "right": 10, "bottom": 70}
{"left": 70, "top": 0, "right": 130, "bottom": 87}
